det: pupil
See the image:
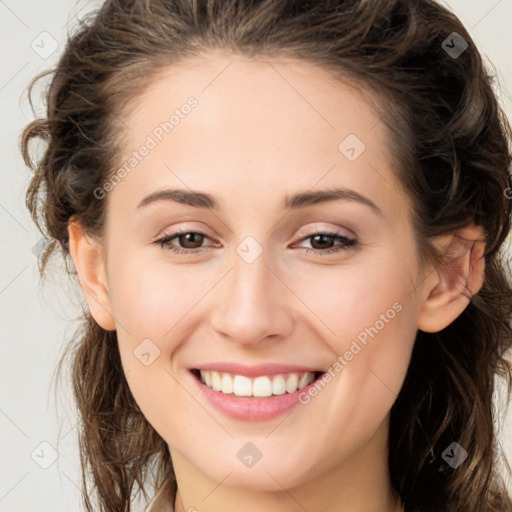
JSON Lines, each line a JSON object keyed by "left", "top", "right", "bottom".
{"left": 312, "top": 234, "right": 333, "bottom": 249}
{"left": 180, "top": 233, "right": 202, "bottom": 248}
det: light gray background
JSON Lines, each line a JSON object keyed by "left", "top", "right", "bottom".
{"left": 1, "top": 1, "right": 511, "bottom": 510}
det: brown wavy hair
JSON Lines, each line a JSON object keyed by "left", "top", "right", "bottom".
{"left": 21, "top": 0, "right": 512, "bottom": 511}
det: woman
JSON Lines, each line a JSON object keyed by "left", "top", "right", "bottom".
{"left": 21, "top": 0, "right": 512, "bottom": 511}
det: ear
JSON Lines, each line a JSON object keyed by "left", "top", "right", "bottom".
{"left": 68, "top": 219, "right": 116, "bottom": 331}
{"left": 417, "top": 223, "right": 486, "bottom": 333}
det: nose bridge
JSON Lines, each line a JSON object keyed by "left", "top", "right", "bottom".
{"left": 209, "top": 240, "right": 293, "bottom": 345}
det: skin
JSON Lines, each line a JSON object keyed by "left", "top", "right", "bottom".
{"left": 68, "top": 50, "right": 485, "bottom": 512}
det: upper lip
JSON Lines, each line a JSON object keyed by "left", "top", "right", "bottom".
{"left": 191, "top": 362, "right": 324, "bottom": 378}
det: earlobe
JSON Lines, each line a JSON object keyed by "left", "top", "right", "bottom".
{"left": 417, "top": 223, "right": 486, "bottom": 333}
{"left": 68, "top": 220, "right": 116, "bottom": 331}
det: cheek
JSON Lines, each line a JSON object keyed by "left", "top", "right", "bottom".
{"left": 105, "top": 251, "right": 220, "bottom": 431}
{"left": 289, "top": 250, "right": 419, "bottom": 412}
{"left": 107, "top": 247, "right": 211, "bottom": 342}
{"left": 289, "top": 251, "right": 417, "bottom": 351}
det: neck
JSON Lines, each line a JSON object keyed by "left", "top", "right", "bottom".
{"left": 169, "top": 418, "right": 403, "bottom": 512}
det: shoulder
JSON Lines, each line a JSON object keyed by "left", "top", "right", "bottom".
{"left": 144, "top": 477, "right": 177, "bottom": 512}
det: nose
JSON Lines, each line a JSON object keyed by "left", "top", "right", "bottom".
{"left": 209, "top": 248, "right": 295, "bottom": 348}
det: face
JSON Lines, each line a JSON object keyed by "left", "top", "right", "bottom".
{"left": 83, "top": 52, "right": 436, "bottom": 491}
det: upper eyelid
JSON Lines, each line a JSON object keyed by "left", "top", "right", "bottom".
{"left": 157, "top": 228, "right": 356, "bottom": 247}
{"left": 294, "top": 226, "right": 355, "bottom": 240}
{"left": 158, "top": 221, "right": 355, "bottom": 239}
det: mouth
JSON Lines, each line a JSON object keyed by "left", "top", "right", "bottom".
{"left": 190, "top": 369, "right": 326, "bottom": 399}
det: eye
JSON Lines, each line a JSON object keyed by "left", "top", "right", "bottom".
{"left": 153, "top": 228, "right": 357, "bottom": 256}
{"left": 293, "top": 231, "right": 357, "bottom": 255}
{"left": 153, "top": 229, "right": 215, "bottom": 254}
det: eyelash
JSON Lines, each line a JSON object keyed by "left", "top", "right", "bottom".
{"left": 153, "top": 228, "right": 357, "bottom": 256}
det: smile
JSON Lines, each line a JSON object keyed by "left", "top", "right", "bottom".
{"left": 189, "top": 367, "right": 327, "bottom": 421}
{"left": 195, "top": 370, "right": 321, "bottom": 398}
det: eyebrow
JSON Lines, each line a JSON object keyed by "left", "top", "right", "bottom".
{"left": 137, "top": 187, "right": 382, "bottom": 216}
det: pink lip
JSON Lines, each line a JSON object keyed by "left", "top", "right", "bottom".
{"left": 189, "top": 366, "right": 325, "bottom": 422}
{"left": 192, "top": 362, "right": 323, "bottom": 378}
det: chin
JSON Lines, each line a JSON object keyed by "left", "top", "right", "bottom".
{"left": 199, "top": 454, "right": 317, "bottom": 491}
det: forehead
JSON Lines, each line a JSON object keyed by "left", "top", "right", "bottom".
{"left": 108, "top": 51, "right": 409, "bottom": 221}
{"left": 122, "top": 51, "right": 387, "bottom": 148}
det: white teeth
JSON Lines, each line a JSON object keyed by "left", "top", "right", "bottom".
{"left": 233, "top": 375, "right": 252, "bottom": 396}
{"left": 253, "top": 376, "right": 273, "bottom": 397}
{"left": 298, "top": 374, "right": 308, "bottom": 389}
{"left": 285, "top": 373, "right": 299, "bottom": 393}
{"left": 272, "top": 375, "right": 286, "bottom": 395}
{"left": 221, "top": 373, "right": 233, "bottom": 394}
{"left": 211, "top": 371, "right": 222, "bottom": 391}
{"left": 198, "top": 370, "right": 318, "bottom": 397}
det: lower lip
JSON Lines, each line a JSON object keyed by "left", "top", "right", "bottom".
{"left": 191, "top": 371, "right": 321, "bottom": 421}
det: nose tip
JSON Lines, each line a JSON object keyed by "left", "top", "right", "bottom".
{"left": 209, "top": 255, "right": 294, "bottom": 347}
